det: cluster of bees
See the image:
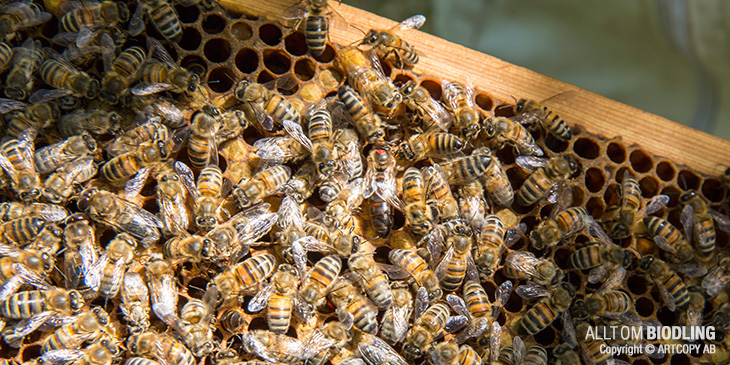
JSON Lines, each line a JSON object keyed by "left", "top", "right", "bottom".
{"left": 0, "top": 0, "right": 728, "bottom": 364}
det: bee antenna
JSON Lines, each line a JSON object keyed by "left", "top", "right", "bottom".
{"left": 53, "top": 264, "right": 68, "bottom": 281}
{"left": 349, "top": 24, "right": 366, "bottom": 37}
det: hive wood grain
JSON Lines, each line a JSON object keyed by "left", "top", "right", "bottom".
{"left": 219, "top": 0, "right": 730, "bottom": 177}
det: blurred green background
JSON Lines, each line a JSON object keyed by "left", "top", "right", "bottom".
{"left": 345, "top": 0, "right": 730, "bottom": 142}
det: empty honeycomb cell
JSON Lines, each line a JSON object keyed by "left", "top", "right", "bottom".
{"left": 493, "top": 104, "right": 515, "bottom": 117}
{"left": 534, "top": 326, "right": 555, "bottom": 346}
{"left": 702, "top": 178, "right": 725, "bottom": 202}
{"left": 21, "top": 345, "right": 40, "bottom": 362}
{"left": 231, "top": 21, "right": 253, "bottom": 41}
{"left": 175, "top": 4, "right": 201, "bottom": 23}
{"left": 584, "top": 167, "right": 605, "bottom": 193}
{"left": 628, "top": 275, "right": 648, "bottom": 295}
{"left": 553, "top": 248, "right": 571, "bottom": 268}
{"left": 380, "top": 60, "right": 392, "bottom": 77}
{"left": 504, "top": 292, "right": 522, "bottom": 313}
{"left": 204, "top": 38, "right": 232, "bottom": 63}
{"left": 293, "top": 58, "right": 316, "bottom": 81}
{"left": 656, "top": 305, "right": 678, "bottom": 325}
{"left": 257, "top": 69, "right": 275, "bottom": 84}
{"left": 475, "top": 93, "right": 493, "bottom": 111}
{"left": 248, "top": 316, "right": 268, "bottom": 328}
{"left": 566, "top": 271, "right": 582, "bottom": 291}
{"left": 607, "top": 142, "right": 626, "bottom": 163}
{"left": 573, "top": 137, "right": 600, "bottom": 159}
{"left": 393, "top": 73, "right": 415, "bottom": 86}
{"left": 661, "top": 186, "right": 681, "bottom": 207}
{"left": 630, "top": 149, "right": 654, "bottom": 173}
{"left": 670, "top": 354, "right": 691, "bottom": 365}
{"left": 496, "top": 146, "right": 516, "bottom": 165}
{"left": 142, "top": 199, "right": 158, "bottom": 215}
{"left": 208, "top": 67, "right": 236, "bottom": 93}
{"left": 636, "top": 297, "right": 654, "bottom": 317}
{"left": 585, "top": 197, "right": 604, "bottom": 219}
{"left": 284, "top": 31, "right": 308, "bottom": 56}
{"left": 419, "top": 79, "right": 442, "bottom": 100}
{"left": 263, "top": 49, "right": 292, "bottom": 74}
{"left": 313, "top": 44, "right": 336, "bottom": 63}
{"left": 544, "top": 134, "right": 569, "bottom": 153}
{"left": 181, "top": 55, "right": 208, "bottom": 76}
{"left": 656, "top": 161, "right": 676, "bottom": 182}
{"left": 202, "top": 13, "right": 227, "bottom": 34}
{"left": 41, "top": 16, "right": 58, "bottom": 39}
{"left": 259, "top": 23, "right": 283, "bottom": 46}
{"left": 677, "top": 169, "right": 701, "bottom": 191}
{"left": 179, "top": 27, "right": 202, "bottom": 50}
{"left": 717, "top": 229, "right": 729, "bottom": 248}
{"left": 235, "top": 48, "right": 259, "bottom": 74}
{"left": 639, "top": 176, "right": 660, "bottom": 198}
{"left": 187, "top": 277, "right": 209, "bottom": 299}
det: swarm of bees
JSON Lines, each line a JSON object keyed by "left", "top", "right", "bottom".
{"left": 0, "top": 0, "right": 728, "bottom": 364}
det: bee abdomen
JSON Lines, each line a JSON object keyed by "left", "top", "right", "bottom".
{"left": 305, "top": 16, "right": 328, "bottom": 57}
{"left": 267, "top": 293, "right": 292, "bottom": 334}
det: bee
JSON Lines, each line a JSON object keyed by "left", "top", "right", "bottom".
{"left": 128, "top": 331, "right": 195, "bottom": 365}
{"left": 397, "top": 130, "right": 465, "bottom": 162}
{"left": 187, "top": 108, "right": 221, "bottom": 170}
{"left": 401, "top": 167, "right": 437, "bottom": 236}
{"left": 101, "top": 138, "right": 169, "bottom": 184}
{"left": 442, "top": 78, "right": 480, "bottom": 140}
{"left": 515, "top": 155, "right": 578, "bottom": 206}
{"left": 484, "top": 116, "right": 544, "bottom": 156}
{"left": 129, "top": 0, "right": 183, "bottom": 42}
{"left": 605, "top": 171, "right": 669, "bottom": 239}
{"left": 337, "top": 84, "right": 388, "bottom": 143}
{"left": 460, "top": 280, "right": 492, "bottom": 322}
{"left": 132, "top": 38, "right": 200, "bottom": 96}
{"left": 0, "top": 2, "right": 51, "bottom": 40}
{"left": 4, "top": 100, "right": 60, "bottom": 138}
{"left": 439, "top": 149, "right": 493, "bottom": 185}
{"left": 213, "top": 253, "right": 277, "bottom": 299}
{"left": 38, "top": 342, "right": 117, "bottom": 365}
{"left": 33, "top": 132, "right": 97, "bottom": 174}
{"left": 106, "top": 119, "right": 173, "bottom": 157}
{"left": 248, "top": 264, "right": 310, "bottom": 334}
{"left": 42, "top": 307, "right": 110, "bottom": 352}
{"left": 363, "top": 143, "right": 401, "bottom": 238}
{"left": 403, "top": 301, "right": 458, "bottom": 359}
{"left": 531, "top": 207, "right": 598, "bottom": 250}
{"left": 57, "top": 109, "right": 121, "bottom": 137}
{"left": 569, "top": 243, "right": 632, "bottom": 284}
{"left": 233, "top": 165, "right": 291, "bottom": 208}
{"left": 518, "top": 282, "right": 575, "bottom": 335}
{"left": 355, "top": 331, "right": 410, "bottom": 365}
{"left": 0, "top": 135, "right": 42, "bottom": 202}
{"left": 175, "top": 162, "right": 229, "bottom": 231}
{"left": 498, "top": 339, "right": 548, "bottom": 365}
{"left": 574, "top": 321, "right": 618, "bottom": 365}
{"left": 284, "top": 161, "right": 319, "bottom": 203}
{"left": 430, "top": 341, "right": 481, "bottom": 365}
{"left": 473, "top": 215, "right": 524, "bottom": 274}
{"left": 0, "top": 217, "right": 47, "bottom": 247}
{"left": 99, "top": 45, "right": 147, "bottom": 104}
{"left": 512, "top": 95, "right": 574, "bottom": 142}
{"left": 127, "top": 95, "right": 186, "bottom": 130}
{"left": 0, "top": 41, "right": 10, "bottom": 71}
{"left": 43, "top": 156, "right": 98, "bottom": 204}
{"left": 234, "top": 79, "right": 301, "bottom": 131}
{"left": 62, "top": 214, "right": 97, "bottom": 294}
{"left": 399, "top": 80, "right": 453, "bottom": 132}
{"left": 328, "top": 277, "right": 379, "bottom": 334}
{"left": 638, "top": 255, "right": 690, "bottom": 311}
{"left": 218, "top": 307, "right": 248, "bottom": 333}
{"left": 241, "top": 329, "right": 340, "bottom": 364}
{"left": 0, "top": 288, "right": 84, "bottom": 319}
{"left": 703, "top": 257, "right": 730, "bottom": 297}
{"left": 0, "top": 202, "right": 68, "bottom": 224}
{"left": 292, "top": 0, "right": 335, "bottom": 57}
{"left": 204, "top": 203, "right": 278, "bottom": 263}
{"left": 304, "top": 321, "right": 351, "bottom": 365}
{"left": 379, "top": 281, "right": 413, "bottom": 345}
{"left": 154, "top": 162, "right": 190, "bottom": 235}
{"left": 389, "top": 249, "right": 441, "bottom": 300}
{"left": 643, "top": 216, "right": 694, "bottom": 263}
{"left": 336, "top": 46, "right": 402, "bottom": 116}
{"left": 4, "top": 38, "right": 43, "bottom": 100}
{"left": 58, "top": 1, "right": 129, "bottom": 38}
{"left": 360, "top": 14, "right": 425, "bottom": 68}
{"left": 299, "top": 255, "right": 342, "bottom": 308}
{"left": 85, "top": 233, "right": 137, "bottom": 298}
{"left": 435, "top": 220, "right": 476, "bottom": 292}
{"left": 32, "top": 51, "right": 100, "bottom": 103}
{"left": 573, "top": 290, "right": 633, "bottom": 320}
{"left": 348, "top": 248, "right": 393, "bottom": 309}
{"left": 78, "top": 188, "right": 162, "bottom": 246}
{"left": 120, "top": 271, "right": 150, "bottom": 335}
{"left": 178, "top": 286, "right": 217, "bottom": 357}
{"left": 254, "top": 135, "right": 309, "bottom": 168}
{"left": 422, "top": 165, "right": 459, "bottom": 222}
{"left": 283, "top": 100, "right": 339, "bottom": 177}
{"left": 680, "top": 190, "right": 730, "bottom": 264}
{"left": 503, "top": 251, "right": 563, "bottom": 286}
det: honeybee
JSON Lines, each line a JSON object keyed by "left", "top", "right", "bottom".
{"left": 531, "top": 206, "right": 601, "bottom": 250}
{"left": 515, "top": 155, "right": 578, "bottom": 206}
{"left": 284, "top": 0, "right": 338, "bottom": 57}
{"left": 213, "top": 253, "right": 277, "bottom": 299}
{"left": 128, "top": 0, "right": 183, "bottom": 42}
{"left": 0, "top": 41, "right": 10, "bottom": 70}
{"left": 187, "top": 108, "right": 221, "bottom": 170}
{"left": 120, "top": 271, "right": 150, "bottom": 335}
{"left": 573, "top": 290, "right": 633, "bottom": 321}
{"left": 574, "top": 321, "right": 622, "bottom": 365}
{"left": 0, "top": 202, "right": 68, "bottom": 223}
{"left": 57, "top": 109, "right": 121, "bottom": 137}
{"left": 512, "top": 94, "right": 574, "bottom": 142}
{"left": 401, "top": 167, "right": 437, "bottom": 236}
{"left": 283, "top": 100, "right": 340, "bottom": 177}
{"left": 85, "top": 233, "right": 137, "bottom": 299}
{"left": 430, "top": 341, "right": 481, "bottom": 365}
{"left": 106, "top": 119, "right": 174, "bottom": 157}
{"left": 473, "top": 215, "right": 524, "bottom": 274}
{"left": 442, "top": 78, "right": 480, "bottom": 140}
{"left": 422, "top": 165, "right": 459, "bottom": 222}
{"left": 379, "top": 281, "right": 413, "bottom": 345}
{"left": 4, "top": 38, "right": 42, "bottom": 100}
{"left": 58, "top": 1, "right": 129, "bottom": 42}
{"left": 569, "top": 243, "right": 632, "bottom": 284}
{"left": 31, "top": 50, "right": 100, "bottom": 103}
{"left": 0, "top": 2, "right": 51, "bottom": 40}
{"left": 0, "top": 288, "right": 84, "bottom": 319}
{"left": 305, "top": 321, "right": 351, "bottom": 365}
{"left": 254, "top": 135, "right": 309, "bottom": 169}
{"left": 638, "top": 255, "right": 690, "bottom": 311}
{"left": 484, "top": 116, "right": 544, "bottom": 156}
{"left": 218, "top": 307, "right": 248, "bottom": 333}
{"left": 216, "top": 109, "right": 249, "bottom": 144}
{"left": 128, "top": 331, "right": 195, "bottom": 365}
{"left": 435, "top": 221, "right": 476, "bottom": 292}
{"left": 337, "top": 84, "right": 388, "bottom": 143}
{"left": 3, "top": 99, "right": 60, "bottom": 138}
{"left": 605, "top": 171, "right": 669, "bottom": 239}
{"left": 77, "top": 188, "right": 162, "bottom": 246}
{"left": 0, "top": 217, "right": 47, "bottom": 247}
{"left": 363, "top": 143, "right": 402, "bottom": 238}
{"left": 127, "top": 95, "right": 185, "bottom": 130}
{"left": 703, "top": 257, "right": 730, "bottom": 297}
{"left": 399, "top": 80, "right": 453, "bottom": 132}
{"left": 328, "top": 277, "right": 379, "bottom": 334}
{"left": 99, "top": 45, "right": 147, "bottom": 104}
{"left": 355, "top": 331, "right": 409, "bottom": 365}
{"left": 248, "top": 264, "right": 312, "bottom": 334}
{"left": 284, "top": 161, "right": 319, "bottom": 203}
{"left": 153, "top": 162, "right": 190, "bottom": 235}
{"left": 205, "top": 203, "right": 278, "bottom": 263}
{"left": 42, "top": 307, "right": 110, "bottom": 352}
{"left": 348, "top": 248, "right": 394, "bottom": 309}
{"left": 234, "top": 79, "right": 301, "bottom": 131}
{"left": 298, "top": 255, "right": 342, "bottom": 308}
{"left": 504, "top": 251, "right": 563, "bottom": 286}
{"left": 680, "top": 190, "right": 730, "bottom": 264}
{"left": 518, "top": 282, "right": 575, "bottom": 335}
{"left": 403, "top": 301, "right": 463, "bottom": 359}
{"left": 498, "top": 338, "right": 548, "bottom": 365}
{"left": 175, "top": 162, "right": 229, "bottom": 231}
{"left": 101, "top": 138, "right": 170, "bottom": 184}
{"left": 0, "top": 135, "right": 42, "bottom": 202}
{"left": 132, "top": 38, "right": 200, "bottom": 96}
{"left": 33, "top": 132, "right": 97, "bottom": 174}
{"left": 62, "top": 213, "right": 97, "bottom": 294}
{"left": 178, "top": 286, "right": 217, "bottom": 357}
{"left": 43, "top": 156, "right": 98, "bottom": 204}
{"left": 241, "top": 329, "right": 343, "bottom": 364}
{"left": 643, "top": 216, "right": 694, "bottom": 263}
{"left": 233, "top": 165, "right": 291, "bottom": 208}
{"left": 389, "top": 249, "right": 441, "bottom": 300}
{"left": 37, "top": 342, "right": 116, "bottom": 365}
{"left": 397, "top": 130, "right": 465, "bottom": 162}
{"left": 360, "top": 14, "right": 425, "bottom": 68}
{"left": 439, "top": 149, "right": 493, "bottom": 185}
{"left": 336, "top": 46, "right": 402, "bottom": 116}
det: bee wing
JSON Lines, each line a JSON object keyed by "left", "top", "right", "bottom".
{"left": 446, "top": 294, "right": 470, "bottom": 317}
{"left": 490, "top": 322, "right": 502, "bottom": 363}
{"left": 390, "top": 304, "right": 411, "bottom": 343}
{"left": 293, "top": 236, "right": 332, "bottom": 253}
{"left": 345, "top": 178, "right": 365, "bottom": 210}
{"left": 597, "top": 267, "right": 626, "bottom": 294}
{"left": 278, "top": 195, "right": 304, "bottom": 229}
{"left": 131, "top": 83, "right": 177, "bottom": 96}
{"left": 505, "top": 251, "right": 538, "bottom": 276}
{"left": 336, "top": 306, "right": 355, "bottom": 330}
{"left": 414, "top": 286, "right": 429, "bottom": 318}
{"left": 702, "top": 266, "right": 730, "bottom": 297}
{"left": 84, "top": 253, "right": 109, "bottom": 292}
{"left": 147, "top": 37, "right": 177, "bottom": 68}
{"left": 75, "top": 25, "right": 101, "bottom": 48}
{"left": 122, "top": 271, "right": 149, "bottom": 305}
{"left": 709, "top": 207, "right": 730, "bottom": 233}
{"left": 515, "top": 281, "right": 550, "bottom": 300}
{"left": 3, "top": 310, "right": 56, "bottom": 346}
{"left": 150, "top": 275, "right": 185, "bottom": 333}
{"left": 422, "top": 227, "right": 444, "bottom": 267}
{"left": 641, "top": 194, "right": 670, "bottom": 216}
{"left": 587, "top": 263, "right": 610, "bottom": 284}
{"left": 0, "top": 151, "right": 16, "bottom": 183}
{"left": 362, "top": 165, "right": 378, "bottom": 199}
{"left": 282, "top": 119, "right": 313, "bottom": 152}
{"left": 250, "top": 102, "right": 275, "bottom": 131}
{"left": 358, "top": 340, "right": 408, "bottom": 365}
{"left": 465, "top": 251, "right": 478, "bottom": 283}
{"left": 377, "top": 263, "right": 410, "bottom": 280}
{"left": 504, "top": 223, "right": 526, "bottom": 248}
{"left": 339, "top": 137, "right": 363, "bottom": 179}
{"left": 456, "top": 317, "right": 488, "bottom": 344}
{"left": 247, "top": 282, "right": 274, "bottom": 312}
{"left": 444, "top": 314, "right": 468, "bottom": 334}
{"left": 515, "top": 155, "right": 547, "bottom": 170}
{"left": 653, "top": 276, "right": 676, "bottom": 312}
{"left": 39, "top": 349, "right": 85, "bottom": 365}
{"left": 368, "top": 50, "right": 388, "bottom": 80}
{"left": 301, "top": 330, "right": 338, "bottom": 359}
{"left": 396, "top": 14, "right": 426, "bottom": 31}
{"left": 679, "top": 204, "right": 694, "bottom": 242}
{"left": 240, "top": 333, "right": 279, "bottom": 363}
{"left": 236, "top": 212, "right": 278, "bottom": 244}
{"left": 587, "top": 217, "right": 613, "bottom": 246}
{"left": 540, "top": 90, "right": 578, "bottom": 106}
{"left": 512, "top": 337, "right": 526, "bottom": 364}
{"left": 464, "top": 75, "right": 476, "bottom": 109}
{"left": 434, "top": 245, "right": 454, "bottom": 282}
{"left": 0, "top": 98, "right": 28, "bottom": 114}
{"left": 64, "top": 251, "right": 83, "bottom": 289}
{"left": 282, "top": 2, "right": 307, "bottom": 20}
{"left": 28, "top": 88, "right": 73, "bottom": 104}
{"left": 128, "top": 1, "right": 146, "bottom": 36}
{"left": 652, "top": 234, "right": 677, "bottom": 255}
{"left": 123, "top": 167, "right": 150, "bottom": 201}
{"left": 492, "top": 280, "right": 513, "bottom": 318}
{"left": 670, "top": 262, "right": 707, "bottom": 278}
{"left": 174, "top": 161, "right": 200, "bottom": 201}
{"left": 0, "top": 264, "right": 52, "bottom": 302}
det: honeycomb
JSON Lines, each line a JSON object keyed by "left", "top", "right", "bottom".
{"left": 0, "top": 0, "right": 728, "bottom": 365}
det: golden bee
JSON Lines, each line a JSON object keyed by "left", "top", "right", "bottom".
{"left": 439, "top": 149, "right": 493, "bottom": 185}
{"left": 0, "top": 135, "right": 42, "bottom": 202}
{"left": 213, "top": 253, "right": 277, "bottom": 299}
{"left": 402, "top": 301, "right": 453, "bottom": 359}
{"left": 56, "top": 109, "right": 121, "bottom": 137}
{"left": 389, "top": 248, "right": 441, "bottom": 300}
{"left": 128, "top": 331, "right": 195, "bottom": 365}
{"left": 43, "top": 156, "right": 98, "bottom": 204}
{"left": 397, "top": 130, "right": 465, "bottom": 162}
{"left": 0, "top": 288, "right": 84, "bottom": 319}
{"left": 132, "top": 38, "right": 200, "bottom": 96}
{"left": 442, "top": 78, "right": 480, "bottom": 140}
{"left": 298, "top": 255, "right": 342, "bottom": 308}
{"left": 3, "top": 100, "right": 60, "bottom": 138}
{"left": 233, "top": 165, "right": 291, "bottom": 208}
{"left": 248, "top": 264, "right": 311, "bottom": 334}
{"left": 363, "top": 143, "right": 400, "bottom": 238}
{"left": 680, "top": 190, "right": 730, "bottom": 264}
{"left": 569, "top": 242, "right": 632, "bottom": 284}
{"left": 638, "top": 255, "right": 690, "bottom": 311}
{"left": 504, "top": 251, "right": 563, "bottom": 286}
{"left": 99, "top": 45, "right": 147, "bottom": 104}
{"left": 187, "top": 108, "right": 221, "bottom": 169}
{"left": 484, "top": 116, "right": 544, "bottom": 156}
{"left": 129, "top": 0, "right": 183, "bottom": 42}
{"left": 399, "top": 79, "right": 453, "bottom": 132}
{"left": 336, "top": 46, "right": 402, "bottom": 116}
{"left": 643, "top": 216, "right": 694, "bottom": 263}
{"left": 284, "top": 160, "right": 319, "bottom": 203}
{"left": 379, "top": 281, "right": 413, "bottom": 345}
{"left": 204, "top": 203, "right": 278, "bottom": 263}
{"left": 4, "top": 38, "right": 43, "bottom": 100}
{"left": 327, "top": 277, "right": 379, "bottom": 334}
{"left": 284, "top": 0, "right": 334, "bottom": 57}
{"left": 178, "top": 286, "right": 217, "bottom": 357}
{"left": 605, "top": 171, "right": 669, "bottom": 239}
{"left": 531, "top": 206, "right": 597, "bottom": 250}
{"left": 33, "top": 51, "right": 100, "bottom": 102}
{"left": 515, "top": 155, "right": 577, "bottom": 206}
{"left": 360, "top": 14, "right": 425, "bottom": 68}
{"left": 430, "top": 341, "right": 481, "bottom": 365}
{"left": 348, "top": 248, "right": 394, "bottom": 309}
{"left": 401, "top": 167, "right": 437, "bottom": 236}
{"left": 422, "top": 165, "right": 459, "bottom": 222}
{"left": 120, "top": 271, "right": 150, "bottom": 335}
{"left": 101, "top": 138, "right": 169, "bottom": 184}
{"left": 337, "top": 84, "right": 388, "bottom": 143}
{"left": 435, "top": 220, "right": 475, "bottom": 292}
{"left": 85, "top": 233, "right": 137, "bottom": 299}
{"left": 154, "top": 162, "right": 190, "bottom": 234}
{"left": 518, "top": 282, "right": 575, "bottom": 335}
{"left": 512, "top": 94, "right": 574, "bottom": 142}
{"left": 33, "top": 132, "right": 97, "bottom": 174}
{"left": 176, "top": 161, "right": 229, "bottom": 231}
{"left": 283, "top": 99, "right": 339, "bottom": 177}
{"left": 234, "top": 79, "right": 301, "bottom": 131}
{"left": 572, "top": 290, "right": 633, "bottom": 320}
{"left": 0, "top": 202, "right": 68, "bottom": 223}
{"left": 473, "top": 214, "right": 523, "bottom": 274}
{"left": 42, "top": 307, "right": 110, "bottom": 352}
{"left": 58, "top": 1, "right": 129, "bottom": 35}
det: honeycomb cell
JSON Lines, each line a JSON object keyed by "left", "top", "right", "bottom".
{"left": 202, "top": 13, "right": 227, "bottom": 34}
{"left": 494, "top": 104, "right": 515, "bottom": 117}
{"left": 603, "top": 184, "right": 619, "bottom": 207}
{"left": 702, "top": 178, "right": 724, "bottom": 202}
{"left": 313, "top": 44, "right": 336, "bottom": 63}
{"left": 204, "top": 38, "right": 232, "bottom": 63}
{"left": 231, "top": 21, "right": 253, "bottom": 41}
{"left": 393, "top": 73, "right": 414, "bottom": 86}
{"left": 630, "top": 149, "right": 654, "bottom": 173}
{"left": 534, "top": 326, "right": 555, "bottom": 346}
{"left": 41, "top": 16, "right": 59, "bottom": 39}
{"left": 584, "top": 168, "right": 605, "bottom": 193}
{"left": 187, "top": 277, "right": 209, "bottom": 299}
{"left": 496, "top": 146, "right": 516, "bottom": 165}
{"left": 235, "top": 48, "right": 259, "bottom": 74}
{"left": 677, "top": 169, "right": 701, "bottom": 190}
{"left": 294, "top": 58, "right": 316, "bottom": 81}
{"left": 585, "top": 197, "right": 604, "bottom": 219}
{"left": 142, "top": 198, "right": 158, "bottom": 215}
{"left": 656, "top": 305, "right": 678, "bottom": 325}
{"left": 21, "top": 345, "right": 41, "bottom": 362}
{"left": 263, "top": 49, "right": 291, "bottom": 74}
{"left": 475, "top": 93, "right": 493, "bottom": 111}
{"left": 628, "top": 275, "right": 648, "bottom": 295}
{"left": 208, "top": 67, "right": 236, "bottom": 93}
{"left": 284, "top": 31, "right": 308, "bottom": 56}
{"left": 179, "top": 27, "right": 202, "bottom": 50}
{"left": 661, "top": 186, "right": 681, "bottom": 207}
{"left": 606, "top": 142, "right": 626, "bottom": 163}
{"left": 419, "top": 79, "right": 442, "bottom": 100}
{"left": 670, "top": 354, "right": 691, "bottom": 365}
{"left": 639, "top": 176, "right": 660, "bottom": 198}
{"left": 656, "top": 160, "right": 676, "bottom": 182}
{"left": 636, "top": 297, "right": 654, "bottom": 317}
{"left": 259, "top": 23, "right": 283, "bottom": 46}
{"left": 553, "top": 248, "right": 571, "bottom": 269}
{"left": 717, "top": 229, "right": 729, "bottom": 248}
{"left": 181, "top": 55, "right": 208, "bottom": 76}
{"left": 571, "top": 185, "right": 585, "bottom": 206}
{"left": 573, "top": 137, "right": 600, "bottom": 159}
{"left": 544, "top": 134, "right": 569, "bottom": 153}
{"left": 176, "top": 4, "right": 201, "bottom": 23}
